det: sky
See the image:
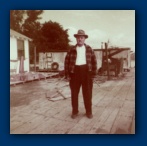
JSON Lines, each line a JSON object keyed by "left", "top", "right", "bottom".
{"left": 39, "top": 10, "right": 135, "bottom": 52}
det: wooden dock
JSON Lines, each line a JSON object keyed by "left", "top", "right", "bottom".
{"left": 10, "top": 68, "right": 135, "bottom": 134}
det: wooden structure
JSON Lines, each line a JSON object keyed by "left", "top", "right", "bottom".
{"left": 38, "top": 50, "right": 67, "bottom": 72}
{"left": 10, "top": 72, "right": 59, "bottom": 86}
{"left": 37, "top": 47, "right": 131, "bottom": 77}
{"left": 10, "top": 68, "right": 135, "bottom": 134}
{"left": 94, "top": 47, "right": 131, "bottom": 77}
{"left": 10, "top": 29, "right": 32, "bottom": 75}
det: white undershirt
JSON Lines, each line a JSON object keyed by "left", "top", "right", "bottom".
{"left": 75, "top": 45, "right": 86, "bottom": 65}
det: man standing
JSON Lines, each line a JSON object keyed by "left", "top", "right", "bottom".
{"left": 64, "top": 29, "right": 97, "bottom": 119}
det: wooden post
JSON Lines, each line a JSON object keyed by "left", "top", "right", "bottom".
{"left": 101, "top": 42, "right": 103, "bottom": 49}
{"left": 34, "top": 46, "right": 36, "bottom": 72}
{"left": 101, "top": 42, "right": 104, "bottom": 75}
{"left": 105, "top": 42, "right": 110, "bottom": 80}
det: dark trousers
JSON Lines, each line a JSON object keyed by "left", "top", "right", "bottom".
{"left": 70, "top": 65, "right": 93, "bottom": 115}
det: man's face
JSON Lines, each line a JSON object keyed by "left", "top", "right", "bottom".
{"left": 76, "top": 36, "right": 86, "bottom": 47}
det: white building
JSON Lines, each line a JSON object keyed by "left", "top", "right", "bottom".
{"left": 10, "top": 29, "right": 32, "bottom": 75}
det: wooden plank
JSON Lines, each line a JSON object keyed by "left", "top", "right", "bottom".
{"left": 57, "top": 88, "right": 71, "bottom": 99}
{"left": 107, "top": 76, "right": 135, "bottom": 134}
{"left": 131, "top": 115, "right": 135, "bottom": 134}
{"left": 111, "top": 72, "right": 135, "bottom": 135}
{"left": 10, "top": 112, "right": 38, "bottom": 131}
{"left": 95, "top": 108, "right": 119, "bottom": 134}
{"left": 10, "top": 98, "right": 56, "bottom": 131}
{"left": 92, "top": 80, "right": 116, "bottom": 106}
{"left": 52, "top": 106, "right": 71, "bottom": 120}
{"left": 47, "top": 88, "right": 71, "bottom": 101}
{"left": 125, "top": 77, "right": 135, "bottom": 101}
{"left": 68, "top": 107, "right": 104, "bottom": 134}
{"left": 30, "top": 100, "right": 55, "bottom": 115}
{"left": 51, "top": 120, "right": 76, "bottom": 134}
{"left": 11, "top": 97, "right": 47, "bottom": 117}
{"left": 108, "top": 49, "right": 127, "bottom": 58}
{"left": 11, "top": 99, "right": 68, "bottom": 133}
{"left": 114, "top": 79, "right": 133, "bottom": 100}
{"left": 10, "top": 68, "right": 135, "bottom": 134}
{"left": 88, "top": 108, "right": 113, "bottom": 134}
{"left": 10, "top": 81, "right": 24, "bottom": 86}
{"left": 110, "top": 110, "right": 134, "bottom": 134}
{"left": 48, "top": 95, "right": 64, "bottom": 101}
{"left": 11, "top": 115, "right": 45, "bottom": 134}
{"left": 27, "top": 117, "right": 62, "bottom": 134}
{"left": 96, "top": 80, "right": 126, "bottom": 108}
{"left": 46, "top": 90, "right": 59, "bottom": 98}
{"left": 92, "top": 87, "right": 110, "bottom": 105}
{"left": 108, "top": 99, "right": 124, "bottom": 108}
{"left": 106, "top": 78, "right": 133, "bottom": 109}
{"left": 43, "top": 106, "right": 68, "bottom": 119}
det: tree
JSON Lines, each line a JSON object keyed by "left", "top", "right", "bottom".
{"left": 10, "top": 10, "right": 70, "bottom": 64}
{"left": 39, "top": 21, "right": 70, "bottom": 52}
{"left": 10, "top": 10, "right": 43, "bottom": 39}
{"left": 22, "top": 10, "right": 43, "bottom": 39}
{"left": 21, "top": 10, "right": 44, "bottom": 63}
{"left": 10, "top": 10, "right": 26, "bottom": 32}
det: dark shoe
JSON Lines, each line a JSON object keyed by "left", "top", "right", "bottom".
{"left": 86, "top": 114, "right": 93, "bottom": 119}
{"left": 71, "top": 113, "right": 78, "bottom": 119}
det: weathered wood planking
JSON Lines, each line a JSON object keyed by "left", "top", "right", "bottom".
{"left": 10, "top": 68, "right": 135, "bottom": 134}
{"left": 107, "top": 79, "right": 133, "bottom": 109}
{"left": 10, "top": 97, "right": 58, "bottom": 132}
{"left": 110, "top": 75, "right": 135, "bottom": 134}
{"left": 94, "top": 108, "right": 119, "bottom": 134}
{"left": 68, "top": 107, "right": 104, "bottom": 134}
{"left": 11, "top": 101, "right": 52, "bottom": 132}
{"left": 110, "top": 110, "right": 134, "bottom": 134}
{"left": 11, "top": 115, "right": 45, "bottom": 134}
{"left": 95, "top": 80, "right": 126, "bottom": 108}
{"left": 88, "top": 108, "right": 114, "bottom": 134}
{"left": 92, "top": 80, "right": 115, "bottom": 106}
{"left": 10, "top": 112, "right": 38, "bottom": 131}
{"left": 51, "top": 120, "right": 77, "bottom": 134}
{"left": 27, "top": 117, "right": 62, "bottom": 134}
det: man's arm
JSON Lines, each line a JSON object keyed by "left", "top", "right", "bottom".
{"left": 64, "top": 51, "right": 70, "bottom": 79}
{"left": 91, "top": 50, "right": 97, "bottom": 76}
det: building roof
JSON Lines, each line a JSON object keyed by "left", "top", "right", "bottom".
{"left": 93, "top": 47, "right": 131, "bottom": 51}
{"left": 10, "top": 29, "right": 32, "bottom": 41}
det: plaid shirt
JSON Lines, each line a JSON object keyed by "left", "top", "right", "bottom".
{"left": 64, "top": 44, "right": 97, "bottom": 78}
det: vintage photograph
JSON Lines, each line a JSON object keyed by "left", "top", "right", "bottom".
{"left": 10, "top": 10, "right": 135, "bottom": 134}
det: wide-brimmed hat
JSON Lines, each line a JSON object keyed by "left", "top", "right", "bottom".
{"left": 74, "top": 29, "right": 88, "bottom": 38}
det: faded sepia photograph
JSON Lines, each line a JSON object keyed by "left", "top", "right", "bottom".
{"left": 10, "top": 10, "right": 135, "bottom": 134}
